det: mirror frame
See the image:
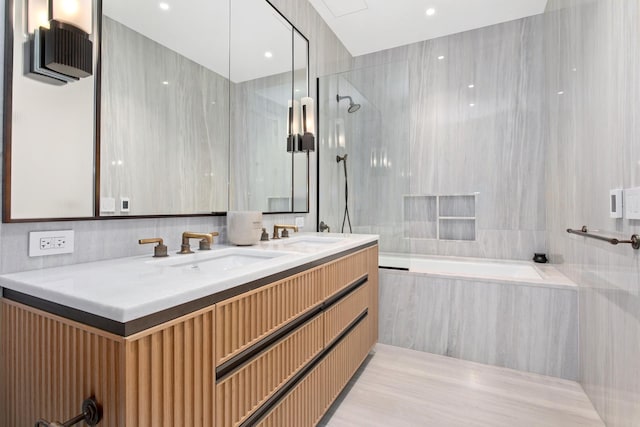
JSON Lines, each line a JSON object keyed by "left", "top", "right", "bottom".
{"left": 2, "top": 0, "right": 310, "bottom": 223}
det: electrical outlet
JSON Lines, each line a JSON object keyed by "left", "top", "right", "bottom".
{"left": 29, "top": 230, "right": 74, "bottom": 257}
{"left": 295, "top": 217, "right": 305, "bottom": 228}
{"left": 40, "top": 238, "right": 53, "bottom": 250}
{"left": 54, "top": 237, "right": 66, "bottom": 249}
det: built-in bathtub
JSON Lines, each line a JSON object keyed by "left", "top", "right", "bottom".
{"left": 379, "top": 253, "right": 576, "bottom": 289}
{"left": 377, "top": 253, "right": 579, "bottom": 380}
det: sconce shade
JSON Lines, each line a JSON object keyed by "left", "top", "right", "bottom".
{"left": 301, "top": 97, "right": 315, "bottom": 135}
{"left": 300, "top": 97, "right": 315, "bottom": 152}
{"left": 25, "top": 0, "right": 93, "bottom": 84}
{"left": 28, "top": 0, "right": 50, "bottom": 33}
{"left": 43, "top": 20, "right": 93, "bottom": 78}
{"left": 50, "top": 0, "right": 93, "bottom": 34}
{"left": 287, "top": 100, "right": 301, "bottom": 152}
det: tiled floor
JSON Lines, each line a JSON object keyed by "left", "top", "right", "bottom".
{"left": 320, "top": 344, "right": 604, "bottom": 427}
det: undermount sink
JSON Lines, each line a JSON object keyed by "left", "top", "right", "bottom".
{"left": 148, "top": 248, "right": 288, "bottom": 272}
{"left": 279, "top": 236, "right": 346, "bottom": 250}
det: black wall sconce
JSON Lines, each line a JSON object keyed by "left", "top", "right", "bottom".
{"left": 287, "top": 96, "right": 315, "bottom": 153}
{"left": 25, "top": 0, "right": 93, "bottom": 85}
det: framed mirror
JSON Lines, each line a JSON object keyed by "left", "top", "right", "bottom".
{"left": 3, "top": 0, "right": 98, "bottom": 221}
{"left": 98, "top": 0, "right": 230, "bottom": 216}
{"left": 229, "top": 0, "right": 310, "bottom": 214}
{"left": 3, "top": 0, "right": 310, "bottom": 222}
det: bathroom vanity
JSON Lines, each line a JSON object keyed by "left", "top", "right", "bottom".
{"left": 0, "top": 234, "right": 379, "bottom": 426}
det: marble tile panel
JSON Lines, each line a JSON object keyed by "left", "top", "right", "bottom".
{"left": 378, "top": 270, "right": 450, "bottom": 355}
{"left": 379, "top": 269, "right": 579, "bottom": 380}
{"left": 544, "top": 1, "right": 640, "bottom": 425}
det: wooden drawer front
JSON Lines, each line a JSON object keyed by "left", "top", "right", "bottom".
{"left": 257, "top": 315, "right": 373, "bottom": 427}
{"left": 255, "top": 353, "right": 328, "bottom": 427}
{"left": 124, "top": 307, "right": 216, "bottom": 427}
{"left": 324, "top": 283, "right": 369, "bottom": 346}
{"left": 216, "top": 314, "right": 324, "bottom": 427}
{"left": 323, "top": 248, "right": 369, "bottom": 299}
{"left": 1, "top": 300, "right": 125, "bottom": 427}
{"left": 324, "top": 315, "right": 373, "bottom": 409}
{"left": 216, "top": 267, "right": 323, "bottom": 365}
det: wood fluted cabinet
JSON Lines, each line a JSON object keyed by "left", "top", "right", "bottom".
{"left": 0, "top": 243, "right": 378, "bottom": 427}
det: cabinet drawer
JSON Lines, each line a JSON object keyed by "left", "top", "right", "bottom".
{"left": 215, "top": 267, "right": 323, "bottom": 365}
{"left": 324, "top": 315, "right": 372, "bottom": 410}
{"left": 324, "top": 282, "right": 369, "bottom": 346}
{"left": 216, "top": 314, "right": 324, "bottom": 427}
{"left": 256, "top": 315, "right": 372, "bottom": 427}
{"left": 323, "top": 249, "right": 369, "bottom": 299}
{"left": 255, "top": 353, "right": 328, "bottom": 427}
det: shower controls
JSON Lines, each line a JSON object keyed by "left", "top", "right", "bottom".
{"left": 610, "top": 189, "right": 623, "bottom": 219}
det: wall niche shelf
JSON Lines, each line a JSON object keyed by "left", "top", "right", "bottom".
{"left": 403, "top": 194, "right": 477, "bottom": 242}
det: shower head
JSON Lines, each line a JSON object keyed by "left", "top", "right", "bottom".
{"left": 336, "top": 154, "right": 348, "bottom": 163}
{"left": 336, "top": 95, "right": 361, "bottom": 113}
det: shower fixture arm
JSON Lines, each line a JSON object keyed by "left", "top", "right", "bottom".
{"left": 336, "top": 154, "right": 353, "bottom": 233}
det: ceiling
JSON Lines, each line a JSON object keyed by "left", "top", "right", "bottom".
{"left": 308, "top": 0, "right": 549, "bottom": 56}
{"left": 103, "top": 0, "right": 303, "bottom": 83}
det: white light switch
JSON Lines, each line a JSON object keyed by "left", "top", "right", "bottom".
{"left": 295, "top": 217, "right": 305, "bottom": 229}
{"left": 610, "top": 189, "right": 623, "bottom": 218}
{"left": 624, "top": 187, "right": 640, "bottom": 220}
{"left": 100, "top": 197, "right": 116, "bottom": 214}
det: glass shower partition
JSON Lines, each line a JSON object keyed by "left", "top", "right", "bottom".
{"left": 318, "top": 61, "right": 411, "bottom": 267}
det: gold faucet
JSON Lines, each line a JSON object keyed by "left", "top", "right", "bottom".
{"left": 178, "top": 231, "right": 219, "bottom": 254}
{"left": 272, "top": 225, "right": 299, "bottom": 240}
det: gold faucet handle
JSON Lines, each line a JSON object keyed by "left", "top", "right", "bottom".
{"left": 198, "top": 232, "right": 220, "bottom": 250}
{"left": 138, "top": 238, "right": 169, "bottom": 258}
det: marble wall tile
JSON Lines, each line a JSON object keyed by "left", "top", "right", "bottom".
{"left": 378, "top": 270, "right": 451, "bottom": 354}
{"left": 544, "top": 1, "right": 640, "bottom": 425}
{"left": 319, "top": 16, "right": 548, "bottom": 261}
{"left": 379, "top": 269, "right": 580, "bottom": 380}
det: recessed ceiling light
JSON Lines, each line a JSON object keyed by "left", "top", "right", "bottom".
{"left": 159, "top": 2, "right": 170, "bottom": 11}
{"left": 162, "top": 81, "right": 169, "bottom": 85}
{"left": 264, "top": 51, "right": 273, "bottom": 59}
{"left": 426, "top": 8, "right": 436, "bottom": 16}
{"left": 557, "top": 90, "right": 564, "bottom": 95}
{"left": 437, "top": 55, "right": 445, "bottom": 60}
{"left": 469, "top": 103, "right": 476, "bottom": 107}
{"left": 468, "top": 84, "right": 475, "bottom": 89}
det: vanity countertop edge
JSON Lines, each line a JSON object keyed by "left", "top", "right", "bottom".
{"left": 0, "top": 233, "right": 379, "bottom": 336}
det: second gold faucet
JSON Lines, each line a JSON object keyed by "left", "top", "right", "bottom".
{"left": 272, "top": 225, "right": 299, "bottom": 240}
{"left": 178, "top": 231, "right": 220, "bottom": 254}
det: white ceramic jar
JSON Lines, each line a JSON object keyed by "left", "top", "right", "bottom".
{"left": 227, "top": 211, "right": 263, "bottom": 246}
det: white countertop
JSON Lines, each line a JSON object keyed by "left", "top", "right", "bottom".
{"left": 0, "top": 233, "right": 378, "bottom": 323}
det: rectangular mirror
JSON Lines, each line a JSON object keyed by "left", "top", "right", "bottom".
{"left": 4, "top": 0, "right": 97, "bottom": 220}
{"left": 3, "top": 0, "right": 310, "bottom": 221}
{"left": 99, "top": 0, "right": 230, "bottom": 216}
{"left": 229, "top": 0, "right": 310, "bottom": 213}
